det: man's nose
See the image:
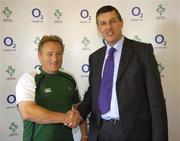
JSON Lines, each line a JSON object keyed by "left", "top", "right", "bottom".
{"left": 52, "top": 54, "right": 59, "bottom": 61}
{"left": 106, "top": 22, "right": 111, "bottom": 29}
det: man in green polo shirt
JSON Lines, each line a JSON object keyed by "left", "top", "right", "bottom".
{"left": 16, "top": 35, "right": 88, "bottom": 141}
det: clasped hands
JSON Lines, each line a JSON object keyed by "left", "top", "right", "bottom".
{"left": 64, "top": 108, "right": 82, "bottom": 128}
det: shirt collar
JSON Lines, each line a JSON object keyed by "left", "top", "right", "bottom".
{"left": 105, "top": 36, "right": 124, "bottom": 53}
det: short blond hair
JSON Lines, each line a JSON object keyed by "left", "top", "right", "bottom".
{"left": 38, "top": 35, "right": 64, "bottom": 52}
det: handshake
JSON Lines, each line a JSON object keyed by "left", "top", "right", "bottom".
{"left": 63, "top": 108, "right": 83, "bottom": 128}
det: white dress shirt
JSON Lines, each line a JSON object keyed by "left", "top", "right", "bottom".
{"left": 101, "top": 36, "right": 124, "bottom": 120}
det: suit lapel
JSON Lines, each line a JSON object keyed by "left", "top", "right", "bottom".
{"left": 96, "top": 46, "right": 106, "bottom": 82}
{"left": 94, "top": 46, "right": 106, "bottom": 106}
{"left": 117, "top": 37, "right": 133, "bottom": 80}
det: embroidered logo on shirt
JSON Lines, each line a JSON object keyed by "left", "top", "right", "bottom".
{"left": 44, "top": 88, "right": 52, "bottom": 93}
{"left": 68, "top": 86, "right": 72, "bottom": 91}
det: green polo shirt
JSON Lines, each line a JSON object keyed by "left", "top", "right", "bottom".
{"left": 23, "top": 70, "right": 80, "bottom": 141}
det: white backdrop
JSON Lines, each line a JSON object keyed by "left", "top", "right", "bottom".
{"left": 0, "top": 0, "right": 180, "bottom": 141}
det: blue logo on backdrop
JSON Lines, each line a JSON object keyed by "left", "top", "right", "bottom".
{"left": 7, "top": 94, "right": 16, "bottom": 104}
{"left": 131, "top": 7, "right": 143, "bottom": 21}
{"left": 81, "top": 64, "right": 89, "bottom": 77}
{"left": 80, "top": 9, "right": 89, "bottom": 18}
{"left": 34, "top": 64, "right": 41, "bottom": 69}
{"left": 80, "top": 9, "right": 91, "bottom": 23}
{"left": 31, "top": 8, "right": 43, "bottom": 22}
{"left": 82, "top": 64, "right": 89, "bottom": 73}
{"left": 132, "top": 7, "right": 141, "bottom": 16}
{"left": 3, "top": 36, "right": 16, "bottom": 51}
{"left": 154, "top": 34, "right": 166, "bottom": 48}
{"left": 6, "top": 94, "right": 16, "bottom": 109}
{"left": 32, "top": 8, "right": 41, "bottom": 18}
{"left": 4, "top": 37, "right": 15, "bottom": 47}
{"left": 155, "top": 34, "right": 165, "bottom": 44}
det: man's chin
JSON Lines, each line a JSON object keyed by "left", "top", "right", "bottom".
{"left": 49, "top": 68, "right": 60, "bottom": 73}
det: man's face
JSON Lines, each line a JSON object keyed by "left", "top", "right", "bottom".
{"left": 97, "top": 10, "right": 123, "bottom": 46}
{"left": 38, "top": 41, "right": 63, "bottom": 74}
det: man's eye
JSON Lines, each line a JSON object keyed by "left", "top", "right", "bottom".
{"left": 48, "top": 53, "right": 53, "bottom": 56}
{"left": 110, "top": 19, "right": 116, "bottom": 23}
{"left": 99, "top": 22, "right": 106, "bottom": 26}
{"left": 57, "top": 53, "right": 62, "bottom": 56}
{"left": 57, "top": 52, "right": 63, "bottom": 55}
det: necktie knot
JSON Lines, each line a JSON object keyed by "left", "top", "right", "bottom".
{"left": 109, "top": 47, "right": 116, "bottom": 55}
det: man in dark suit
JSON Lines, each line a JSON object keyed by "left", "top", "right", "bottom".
{"left": 77, "top": 5, "right": 168, "bottom": 141}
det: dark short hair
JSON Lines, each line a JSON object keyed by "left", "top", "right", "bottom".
{"left": 38, "top": 35, "right": 64, "bottom": 52}
{"left": 96, "top": 5, "right": 122, "bottom": 25}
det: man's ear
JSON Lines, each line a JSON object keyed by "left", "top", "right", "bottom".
{"left": 120, "top": 19, "right": 124, "bottom": 28}
{"left": 97, "top": 25, "right": 100, "bottom": 33}
{"left": 38, "top": 51, "right": 41, "bottom": 62}
{"left": 97, "top": 26, "right": 103, "bottom": 39}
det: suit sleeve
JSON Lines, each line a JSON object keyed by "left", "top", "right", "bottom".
{"left": 77, "top": 55, "right": 93, "bottom": 120}
{"left": 144, "top": 44, "right": 168, "bottom": 141}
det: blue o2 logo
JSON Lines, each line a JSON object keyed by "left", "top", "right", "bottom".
{"left": 32, "top": 8, "right": 43, "bottom": 19}
{"left": 32, "top": 8, "right": 41, "bottom": 17}
{"left": 80, "top": 9, "right": 89, "bottom": 18}
{"left": 7, "top": 94, "right": 16, "bottom": 104}
{"left": 80, "top": 9, "right": 91, "bottom": 21}
{"left": 82, "top": 64, "right": 89, "bottom": 73}
{"left": 131, "top": 7, "right": 143, "bottom": 18}
{"left": 132, "top": 7, "right": 141, "bottom": 16}
{"left": 155, "top": 34, "right": 166, "bottom": 45}
{"left": 4, "top": 37, "right": 16, "bottom": 48}
{"left": 34, "top": 64, "right": 41, "bottom": 69}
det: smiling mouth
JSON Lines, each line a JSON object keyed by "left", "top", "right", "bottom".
{"left": 107, "top": 31, "right": 113, "bottom": 36}
{"left": 50, "top": 63, "right": 58, "bottom": 66}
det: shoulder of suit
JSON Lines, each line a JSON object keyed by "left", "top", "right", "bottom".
{"left": 90, "top": 45, "right": 105, "bottom": 57}
{"left": 125, "top": 37, "right": 152, "bottom": 50}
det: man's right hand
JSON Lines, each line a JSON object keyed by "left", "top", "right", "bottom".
{"left": 63, "top": 108, "right": 82, "bottom": 128}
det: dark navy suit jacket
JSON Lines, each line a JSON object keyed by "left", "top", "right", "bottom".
{"left": 78, "top": 37, "right": 168, "bottom": 141}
